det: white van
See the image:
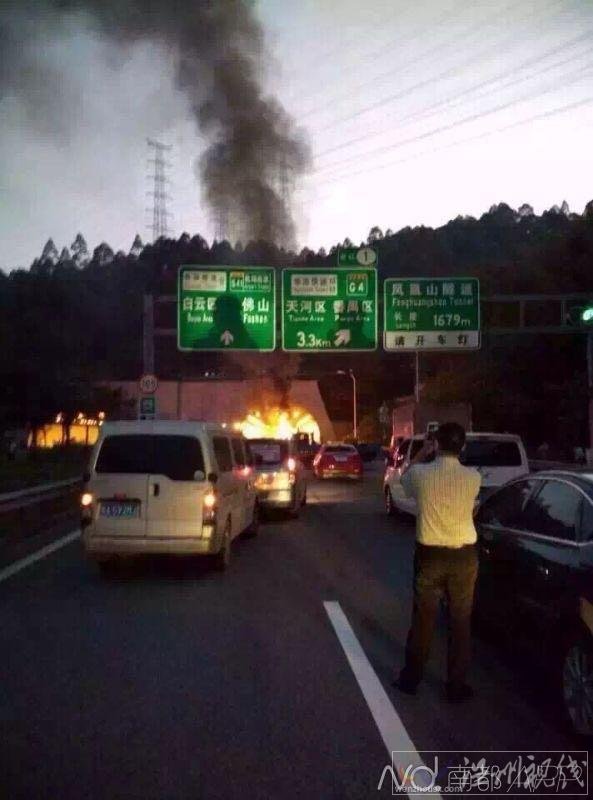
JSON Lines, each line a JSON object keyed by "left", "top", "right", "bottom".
{"left": 384, "top": 432, "right": 529, "bottom": 516}
{"left": 81, "top": 421, "right": 258, "bottom": 571}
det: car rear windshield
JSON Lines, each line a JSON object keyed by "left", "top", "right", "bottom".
{"left": 96, "top": 435, "right": 205, "bottom": 480}
{"left": 324, "top": 445, "right": 355, "bottom": 453}
{"left": 460, "top": 439, "right": 523, "bottom": 467}
{"left": 248, "top": 439, "right": 289, "bottom": 465}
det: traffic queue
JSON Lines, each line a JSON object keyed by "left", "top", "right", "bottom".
{"left": 80, "top": 421, "right": 363, "bottom": 575}
{"left": 79, "top": 419, "right": 593, "bottom": 738}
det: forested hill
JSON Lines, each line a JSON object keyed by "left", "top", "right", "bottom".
{"left": 9, "top": 199, "right": 593, "bottom": 292}
{"left": 1, "top": 200, "right": 593, "bottom": 447}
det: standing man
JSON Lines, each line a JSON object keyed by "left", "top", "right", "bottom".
{"left": 395, "top": 423, "right": 480, "bottom": 703}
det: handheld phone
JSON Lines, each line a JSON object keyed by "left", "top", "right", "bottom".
{"left": 425, "top": 423, "right": 438, "bottom": 460}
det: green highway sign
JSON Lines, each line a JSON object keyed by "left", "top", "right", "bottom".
{"left": 282, "top": 267, "right": 377, "bottom": 352}
{"left": 337, "top": 246, "right": 378, "bottom": 267}
{"left": 384, "top": 277, "right": 480, "bottom": 351}
{"left": 178, "top": 266, "right": 276, "bottom": 351}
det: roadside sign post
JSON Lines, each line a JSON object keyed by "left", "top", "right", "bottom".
{"left": 139, "top": 373, "right": 158, "bottom": 394}
{"left": 383, "top": 278, "right": 481, "bottom": 351}
{"left": 281, "top": 267, "right": 377, "bottom": 352}
{"left": 177, "top": 266, "right": 276, "bottom": 351}
{"left": 138, "top": 395, "right": 156, "bottom": 421}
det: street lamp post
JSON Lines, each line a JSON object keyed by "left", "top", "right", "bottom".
{"left": 337, "top": 370, "right": 357, "bottom": 441}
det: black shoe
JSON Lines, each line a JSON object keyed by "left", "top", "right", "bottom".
{"left": 446, "top": 683, "right": 474, "bottom": 704}
{"left": 393, "top": 676, "right": 419, "bottom": 696}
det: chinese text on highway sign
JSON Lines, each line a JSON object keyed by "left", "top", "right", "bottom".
{"left": 282, "top": 267, "right": 377, "bottom": 352}
{"left": 384, "top": 278, "right": 480, "bottom": 350}
{"left": 178, "top": 266, "right": 276, "bottom": 351}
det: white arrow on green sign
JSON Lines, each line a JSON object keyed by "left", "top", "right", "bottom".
{"left": 177, "top": 266, "right": 276, "bottom": 351}
{"left": 282, "top": 267, "right": 377, "bottom": 352}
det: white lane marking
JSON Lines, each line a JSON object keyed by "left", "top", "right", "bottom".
{"left": 323, "top": 601, "right": 442, "bottom": 799}
{"left": 0, "top": 529, "right": 80, "bottom": 585}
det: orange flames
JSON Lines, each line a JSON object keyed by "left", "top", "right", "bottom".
{"left": 237, "top": 406, "right": 320, "bottom": 441}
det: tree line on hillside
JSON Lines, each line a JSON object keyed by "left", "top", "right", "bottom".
{"left": 2, "top": 199, "right": 593, "bottom": 451}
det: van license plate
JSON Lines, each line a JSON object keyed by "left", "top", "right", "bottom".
{"left": 100, "top": 502, "right": 140, "bottom": 518}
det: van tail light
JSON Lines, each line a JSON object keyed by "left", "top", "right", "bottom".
{"left": 202, "top": 491, "right": 218, "bottom": 526}
{"left": 81, "top": 492, "right": 93, "bottom": 527}
{"left": 203, "top": 491, "right": 217, "bottom": 510}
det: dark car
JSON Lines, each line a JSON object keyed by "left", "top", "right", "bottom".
{"left": 291, "top": 433, "right": 319, "bottom": 469}
{"left": 474, "top": 470, "right": 593, "bottom": 736}
{"left": 355, "top": 442, "right": 382, "bottom": 462}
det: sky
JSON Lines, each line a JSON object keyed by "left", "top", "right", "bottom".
{"left": 1, "top": 0, "right": 593, "bottom": 270}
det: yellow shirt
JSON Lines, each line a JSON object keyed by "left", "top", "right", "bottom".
{"left": 400, "top": 455, "right": 480, "bottom": 548}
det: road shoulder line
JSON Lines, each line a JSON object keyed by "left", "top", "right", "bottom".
{"left": 0, "top": 529, "right": 80, "bottom": 585}
{"left": 323, "top": 600, "right": 442, "bottom": 798}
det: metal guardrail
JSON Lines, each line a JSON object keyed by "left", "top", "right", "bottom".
{"left": 0, "top": 477, "right": 81, "bottom": 514}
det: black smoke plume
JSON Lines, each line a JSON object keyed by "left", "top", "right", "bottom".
{"left": 0, "top": 0, "right": 310, "bottom": 246}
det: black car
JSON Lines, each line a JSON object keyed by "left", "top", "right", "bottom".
{"left": 474, "top": 470, "right": 593, "bottom": 737}
{"left": 355, "top": 442, "right": 382, "bottom": 462}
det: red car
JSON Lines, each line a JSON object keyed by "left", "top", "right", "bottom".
{"left": 313, "top": 443, "right": 363, "bottom": 480}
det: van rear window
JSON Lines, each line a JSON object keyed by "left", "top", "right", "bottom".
{"left": 96, "top": 435, "right": 204, "bottom": 480}
{"left": 248, "top": 439, "right": 288, "bottom": 465}
{"left": 461, "top": 440, "right": 522, "bottom": 467}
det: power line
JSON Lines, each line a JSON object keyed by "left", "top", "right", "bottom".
{"left": 404, "top": 36, "right": 593, "bottom": 127}
{"left": 284, "top": 0, "right": 434, "bottom": 102}
{"left": 313, "top": 60, "right": 593, "bottom": 177}
{"left": 312, "top": 26, "right": 593, "bottom": 164}
{"left": 311, "top": 0, "right": 567, "bottom": 135}
{"left": 312, "top": 93, "right": 593, "bottom": 189}
{"left": 296, "top": 0, "right": 469, "bottom": 118}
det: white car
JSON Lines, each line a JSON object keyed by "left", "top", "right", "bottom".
{"left": 82, "top": 421, "right": 258, "bottom": 572}
{"left": 383, "top": 432, "right": 529, "bottom": 517}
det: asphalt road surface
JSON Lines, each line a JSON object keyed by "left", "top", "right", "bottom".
{"left": 0, "top": 464, "right": 580, "bottom": 799}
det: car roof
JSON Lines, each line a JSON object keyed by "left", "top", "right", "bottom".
{"left": 526, "top": 469, "right": 593, "bottom": 495}
{"left": 100, "top": 420, "right": 233, "bottom": 437}
{"left": 323, "top": 441, "right": 355, "bottom": 447}
{"left": 410, "top": 432, "right": 523, "bottom": 442}
{"left": 246, "top": 437, "right": 288, "bottom": 444}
